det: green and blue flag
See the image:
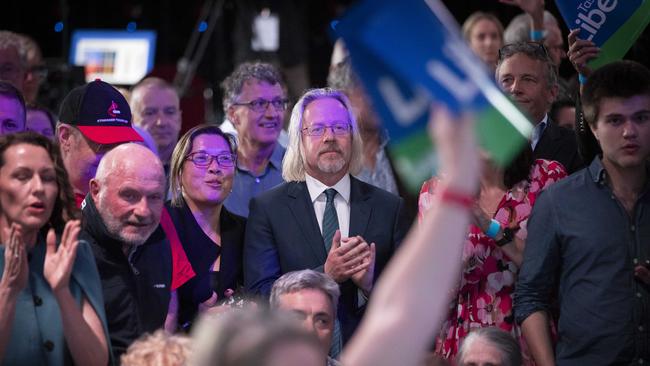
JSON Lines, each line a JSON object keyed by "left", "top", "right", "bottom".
{"left": 335, "top": 0, "right": 532, "bottom": 192}
{"left": 555, "top": 0, "right": 650, "bottom": 69}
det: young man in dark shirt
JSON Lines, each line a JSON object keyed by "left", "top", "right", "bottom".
{"left": 515, "top": 60, "right": 650, "bottom": 365}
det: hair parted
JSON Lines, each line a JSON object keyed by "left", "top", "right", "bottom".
{"left": 282, "top": 87, "right": 363, "bottom": 182}
{"left": 270, "top": 270, "right": 340, "bottom": 316}
{"left": 496, "top": 41, "right": 558, "bottom": 90}
{"left": 457, "top": 327, "right": 523, "bottom": 366}
{"left": 0, "top": 132, "right": 78, "bottom": 231}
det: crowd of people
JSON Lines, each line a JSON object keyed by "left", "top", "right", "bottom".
{"left": 0, "top": 0, "right": 649, "bottom": 365}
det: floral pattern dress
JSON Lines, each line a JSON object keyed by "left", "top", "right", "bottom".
{"left": 418, "top": 159, "right": 567, "bottom": 364}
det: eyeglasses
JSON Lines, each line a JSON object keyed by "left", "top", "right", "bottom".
{"left": 498, "top": 41, "right": 550, "bottom": 62}
{"left": 232, "top": 98, "right": 289, "bottom": 113}
{"left": 301, "top": 123, "right": 351, "bottom": 137}
{"left": 186, "top": 151, "right": 236, "bottom": 168}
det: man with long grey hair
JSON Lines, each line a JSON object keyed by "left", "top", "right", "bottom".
{"left": 244, "top": 87, "right": 409, "bottom": 348}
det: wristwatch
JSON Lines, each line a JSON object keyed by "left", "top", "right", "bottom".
{"left": 495, "top": 227, "right": 515, "bottom": 247}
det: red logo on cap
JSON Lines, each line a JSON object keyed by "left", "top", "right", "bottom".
{"left": 107, "top": 101, "right": 121, "bottom": 117}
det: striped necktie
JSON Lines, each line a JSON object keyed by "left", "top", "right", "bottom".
{"left": 322, "top": 188, "right": 339, "bottom": 252}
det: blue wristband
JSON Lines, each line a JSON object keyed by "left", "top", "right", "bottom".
{"left": 485, "top": 219, "right": 501, "bottom": 239}
{"left": 530, "top": 29, "right": 547, "bottom": 41}
{"left": 578, "top": 73, "right": 587, "bottom": 85}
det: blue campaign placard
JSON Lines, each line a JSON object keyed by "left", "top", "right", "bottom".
{"left": 555, "top": 0, "right": 643, "bottom": 46}
{"left": 342, "top": 37, "right": 431, "bottom": 143}
{"left": 335, "top": 0, "right": 532, "bottom": 191}
{"left": 335, "top": 0, "right": 529, "bottom": 142}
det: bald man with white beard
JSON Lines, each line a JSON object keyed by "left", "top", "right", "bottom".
{"left": 79, "top": 143, "right": 173, "bottom": 360}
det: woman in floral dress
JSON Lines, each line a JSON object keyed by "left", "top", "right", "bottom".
{"left": 418, "top": 146, "right": 567, "bottom": 364}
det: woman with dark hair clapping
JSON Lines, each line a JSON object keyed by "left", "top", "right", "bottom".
{"left": 0, "top": 132, "right": 109, "bottom": 366}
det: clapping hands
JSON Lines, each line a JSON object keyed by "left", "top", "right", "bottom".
{"left": 43, "top": 220, "right": 81, "bottom": 296}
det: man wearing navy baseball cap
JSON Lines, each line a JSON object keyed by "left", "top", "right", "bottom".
{"left": 57, "top": 79, "right": 143, "bottom": 207}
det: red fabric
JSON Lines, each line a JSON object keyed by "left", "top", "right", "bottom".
{"left": 160, "top": 207, "right": 196, "bottom": 290}
{"left": 75, "top": 193, "right": 86, "bottom": 209}
{"left": 418, "top": 159, "right": 567, "bottom": 365}
{"left": 78, "top": 125, "right": 143, "bottom": 144}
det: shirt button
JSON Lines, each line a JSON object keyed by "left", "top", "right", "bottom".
{"left": 631, "top": 225, "right": 636, "bottom": 232}
{"left": 43, "top": 340, "right": 54, "bottom": 352}
{"left": 33, "top": 295, "right": 43, "bottom": 306}
{"left": 634, "top": 258, "right": 639, "bottom": 265}
{"left": 255, "top": 177, "right": 260, "bottom": 183}
{"left": 639, "top": 359, "right": 644, "bottom": 364}
{"left": 637, "top": 292, "right": 643, "bottom": 298}
{"left": 639, "top": 325, "right": 645, "bottom": 331}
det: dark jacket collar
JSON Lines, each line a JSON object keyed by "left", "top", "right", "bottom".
{"left": 81, "top": 194, "right": 128, "bottom": 259}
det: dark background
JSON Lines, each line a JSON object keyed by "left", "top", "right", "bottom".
{"left": 2, "top": 0, "right": 648, "bottom": 130}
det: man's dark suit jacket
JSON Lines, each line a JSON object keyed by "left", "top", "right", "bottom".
{"left": 244, "top": 176, "right": 411, "bottom": 341}
{"left": 534, "top": 120, "right": 584, "bottom": 174}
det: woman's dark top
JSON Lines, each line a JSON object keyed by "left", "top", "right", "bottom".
{"left": 165, "top": 197, "right": 246, "bottom": 329}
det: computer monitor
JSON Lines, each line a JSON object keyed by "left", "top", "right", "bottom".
{"left": 69, "top": 30, "right": 157, "bottom": 86}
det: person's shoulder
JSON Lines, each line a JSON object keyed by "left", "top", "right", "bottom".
{"left": 253, "top": 181, "right": 299, "bottom": 203}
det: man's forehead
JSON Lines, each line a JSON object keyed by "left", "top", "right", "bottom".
{"left": 599, "top": 95, "right": 650, "bottom": 115}
{"left": 106, "top": 171, "right": 165, "bottom": 191}
{"left": 499, "top": 54, "right": 544, "bottom": 75}
{"left": 303, "top": 98, "right": 349, "bottom": 122}
{"left": 240, "top": 78, "right": 284, "bottom": 95}
{"left": 280, "top": 288, "right": 333, "bottom": 308}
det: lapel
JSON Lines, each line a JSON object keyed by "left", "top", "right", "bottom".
{"left": 287, "top": 182, "right": 328, "bottom": 262}
{"left": 349, "top": 177, "right": 371, "bottom": 237}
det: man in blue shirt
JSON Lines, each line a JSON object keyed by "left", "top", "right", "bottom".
{"left": 221, "top": 62, "right": 288, "bottom": 217}
{"left": 515, "top": 60, "right": 650, "bottom": 365}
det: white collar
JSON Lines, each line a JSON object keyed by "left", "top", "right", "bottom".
{"left": 538, "top": 114, "right": 549, "bottom": 128}
{"left": 305, "top": 173, "right": 351, "bottom": 204}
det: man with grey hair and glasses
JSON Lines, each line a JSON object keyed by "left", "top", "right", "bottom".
{"left": 220, "top": 61, "right": 289, "bottom": 217}
{"left": 244, "top": 87, "right": 410, "bottom": 351}
{"left": 271, "top": 270, "right": 342, "bottom": 366}
{"left": 496, "top": 41, "right": 583, "bottom": 173}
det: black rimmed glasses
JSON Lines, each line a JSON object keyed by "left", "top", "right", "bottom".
{"left": 232, "top": 98, "right": 289, "bottom": 113}
{"left": 186, "top": 152, "right": 236, "bottom": 168}
{"left": 301, "top": 122, "right": 351, "bottom": 137}
{"left": 498, "top": 41, "right": 550, "bottom": 62}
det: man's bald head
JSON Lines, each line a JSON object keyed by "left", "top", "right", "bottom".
{"left": 95, "top": 143, "right": 165, "bottom": 185}
{"left": 91, "top": 143, "right": 165, "bottom": 246}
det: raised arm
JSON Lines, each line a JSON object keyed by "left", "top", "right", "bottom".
{"left": 44, "top": 221, "right": 109, "bottom": 366}
{"left": 342, "top": 106, "right": 480, "bottom": 366}
{"left": 500, "top": 0, "right": 546, "bottom": 35}
{"left": 0, "top": 225, "right": 28, "bottom": 362}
